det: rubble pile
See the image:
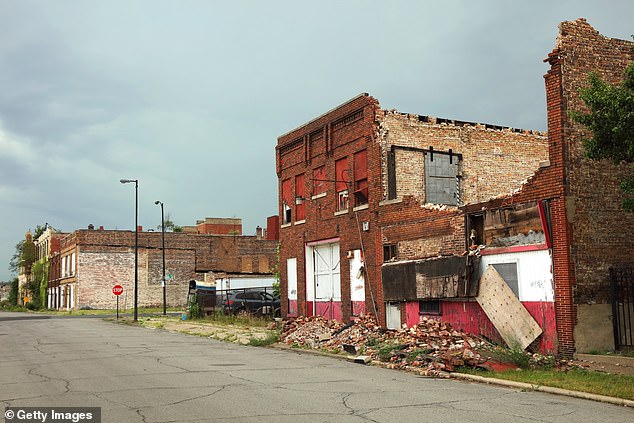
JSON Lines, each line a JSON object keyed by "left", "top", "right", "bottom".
{"left": 281, "top": 314, "right": 492, "bottom": 377}
{"left": 281, "top": 316, "right": 345, "bottom": 348}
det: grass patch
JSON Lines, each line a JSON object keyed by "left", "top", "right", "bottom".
{"left": 197, "top": 311, "right": 272, "bottom": 328}
{"left": 459, "top": 368, "right": 634, "bottom": 400}
{"left": 248, "top": 330, "right": 280, "bottom": 347}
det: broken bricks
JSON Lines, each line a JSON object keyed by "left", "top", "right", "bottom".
{"left": 281, "top": 314, "right": 490, "bottom": 377}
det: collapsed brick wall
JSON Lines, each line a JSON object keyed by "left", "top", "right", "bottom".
{"left": 376, "top": 112, "right": 548, "bottom": 262}
{"left": 554, "top": 19, "right": 634, "bottom": 304}
{"left": 377, "top": 111, "right": 548, "bottom": 205}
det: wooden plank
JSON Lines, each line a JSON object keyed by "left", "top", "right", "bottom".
{"left": 476, "top": 266, "right": 542, "bottom": 350}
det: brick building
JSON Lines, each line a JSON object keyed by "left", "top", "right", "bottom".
{"left": 276, "top": 19, "right": 634, "bottom": 357}
{"left": 276, "top": 93, "right": 549, "bottom": 340}
{"left": 183, "top": 217, "right": 243, "bottom": 235}
{"left": 48, "top": 223, "right": 278, "bottom": 310}
{"left": 535, "top": 19, "right": 633, "bottom": 355}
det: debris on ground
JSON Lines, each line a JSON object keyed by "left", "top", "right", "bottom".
{"left": 281, "top": 314, "right": 491, "bottom": 377}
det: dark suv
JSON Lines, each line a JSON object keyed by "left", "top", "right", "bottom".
{"left": 223, "top": 290, "right": 281, "bottom": 317}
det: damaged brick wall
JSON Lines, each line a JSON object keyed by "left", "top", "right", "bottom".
{"left": 554, "top": 19, "right": 634, "bottom": 304}
{"left": 495, "top": 19, "right": 634, "bottom": 356}
{"left": 377, "top": 111, "right": 548, "bottom": 205}
{"left": 552, "top": 20, "right": 634, "bottom": 354}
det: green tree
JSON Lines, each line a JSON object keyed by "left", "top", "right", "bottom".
{"left": 8, "top": 277, "right": 18, "bottom": 305}
{"left": 8, "top": 240, "right": 24, "bottom": 275}
{"left": 572, "top": 63, "right": 634, "bottom": 210}
{"left": 8, "top": 224, "right": 48, "bottom": 276}
{"left": 158, "top": 213, "right": 183, "bottom": 232}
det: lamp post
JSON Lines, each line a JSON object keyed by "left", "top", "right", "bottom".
{"left": 120, "top": 178, "right": 139, "bottom": 321}
{"left": 155, "top": 200, "right": 166, "bottom": 315}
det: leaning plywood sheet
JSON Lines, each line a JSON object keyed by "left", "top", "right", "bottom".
{"left": 476, "top": 266, "right": 542, "bottom": 350}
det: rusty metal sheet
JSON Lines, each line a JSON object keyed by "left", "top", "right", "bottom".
{"left": 476, "top": 266, "right": 542, "bottom": 350}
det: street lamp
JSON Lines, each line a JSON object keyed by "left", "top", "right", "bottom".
{"left": 155, "top": 200, "right": 166, "bottom": 315}
{"left": 120, "top": 178, "right": 139, "bottom": 321}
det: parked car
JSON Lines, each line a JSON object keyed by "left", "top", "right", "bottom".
{"left": 223, "top": 289, "right": 280, "bottom": 317}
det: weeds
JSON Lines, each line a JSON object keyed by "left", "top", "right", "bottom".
{"left": 248, "top": 331, "right": 280, "bottom": 347}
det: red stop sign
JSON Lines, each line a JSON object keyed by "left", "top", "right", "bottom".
{"left": 112, "top": 285, "right": 124, "bottom": 296}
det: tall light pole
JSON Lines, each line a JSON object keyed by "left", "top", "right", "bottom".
{"left": 155, "top": 200, "right": 166, "bottom": 315}
{"left": 120, "top": 179, "right": 139, "bottom": 321}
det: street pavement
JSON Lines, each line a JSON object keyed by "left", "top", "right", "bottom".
{"left": 1, "top": 311, "right": 632, "bottom": 422}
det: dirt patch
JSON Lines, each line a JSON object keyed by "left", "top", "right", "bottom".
{"left": 141, "top": 317, "right": 277, "bottom": 345}
{"left": 575, "top": 353, "right": 634, "bottom": 376}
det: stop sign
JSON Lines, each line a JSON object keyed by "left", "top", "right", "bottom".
{"left": 112, "top": 285, "right": 124, "bottom": 296}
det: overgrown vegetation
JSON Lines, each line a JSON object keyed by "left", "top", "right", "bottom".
{"left": 572, "top": 62, "right": 634, "bottom": 210}
{"left": 248, "top": 330, "right": 280, "bottom": 346}
{"left": 459, "top": 367, "right": 634, "bottom": 401}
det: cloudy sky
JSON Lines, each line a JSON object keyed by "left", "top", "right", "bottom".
{"left": 1, "top": 1, "right": 633, "bottom": 281}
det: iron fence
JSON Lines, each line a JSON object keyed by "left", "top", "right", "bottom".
{"left": 610, "top": 266, "right": 634, "bottom": 350}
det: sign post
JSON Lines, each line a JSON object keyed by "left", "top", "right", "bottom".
{"left": 112, "top": 285, "right": 124, "bottom": 319}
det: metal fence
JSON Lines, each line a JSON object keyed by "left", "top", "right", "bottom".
{"left": 192, "top": 286, "right": 279, "bottom": 318}
{"left": 610, "top": 266, "right": 634, "bottom": 350}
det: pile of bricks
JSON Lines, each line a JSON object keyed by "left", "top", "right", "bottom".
{"left": 281, "top": 315, "right": 491, "bottom": 377}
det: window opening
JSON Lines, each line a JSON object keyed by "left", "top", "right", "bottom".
{"left": 312, "top": 166, "right": 326, "bottom": 196}
{"left": 492, "top": 262, "right": 519, "bottom": 298}
{"left": 295, "top": 174, "right": 306, "bottom": 221}
{"left": 335, "top": 157, "right": 349, "bottom": 212}
{"left": 354, "top": 149, "right": 368, "bottom": 206}
{"left": 419, "top": 300, "right": 441, "bottom": 315}
{"left": 425, "top": 152, "right": 460, "bottom": 205}
{"left": 383, "top": 244, "right": 397, "bottom": 261}
{"left": 282, "top": 178, "right": 292, "bottom": 224}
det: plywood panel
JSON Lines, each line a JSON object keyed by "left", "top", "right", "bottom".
{"left": 476, "top": 266, "right": 542, "bottom": 349}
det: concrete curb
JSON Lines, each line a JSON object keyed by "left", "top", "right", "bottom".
{"left": 451, "top": 372, "right": 634, "bottom": 408}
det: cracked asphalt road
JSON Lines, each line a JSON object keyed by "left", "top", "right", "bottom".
{"left": 1, "top": 312, "right": 632, "bottom": 422}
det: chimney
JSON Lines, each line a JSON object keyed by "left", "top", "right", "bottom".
{"left": 99, "top": 226, "right": 104, "bottom": 231}
{"left": 256, "top": 226, "right": 263, "bottom": 239}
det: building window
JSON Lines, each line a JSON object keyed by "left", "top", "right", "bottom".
{"left": 419, "top": 300, "right": 441, "bottom": 315}
{"left": 492, "top": 262, "right": 519, "bottom": 298}
{"left": 282, "top": 178, "right": 292, "bottom": 224}
{"left": 383, "top": 244, "right": 397, "bottom": 261}
{"left": 353, "top": 149, "right": 368, "bottom": 206}
{"left": 312, "top": 166, "right": 326, "bottom": 196}
{"left": 295, "top": 173, "right": 306, "bottom": 221}
{"left": 425, "top": 151, "right": 460, "bottom": 205}
{"left": 335, "top": 157, "right": 349, "bottom": 212}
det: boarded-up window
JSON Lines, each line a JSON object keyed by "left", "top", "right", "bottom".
{"left": 335, "top": 157, "right": 349, "bottom": 211}
{"left": 492, "top": 262, "right": 519, "bottom": 298}
{"left": 354, "top": 149, "right": 368, "bottom": 206}
{"left": 425, "top": 152, "right": 460, "bottom": 205}
{"left": 295, "top": 173, "right": 306, "bottom": 221}
{"left": 282, "top": 178, "right": 292, "bottom": 224}
{"left": 313, "top": 166, "right": 326, "bottom": 196}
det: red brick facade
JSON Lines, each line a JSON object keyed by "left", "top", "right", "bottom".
{"left": 277, "top": 94, "right": 548, "bottom": 326}
{"left": 541, "top": 20, "right": 634, "bottom": 355}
